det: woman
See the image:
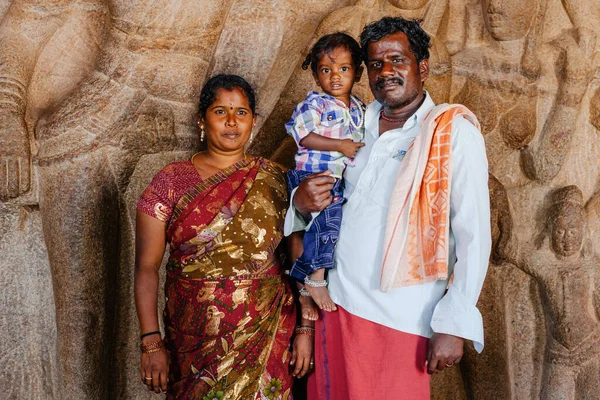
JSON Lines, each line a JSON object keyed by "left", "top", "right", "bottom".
{"left": 134, "top": 74, "right": 314, "bottom": 398}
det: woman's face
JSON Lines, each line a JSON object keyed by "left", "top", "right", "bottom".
{"left": 482, "top": 0, "right": 538, "bottom": 41}
{"left": 200, "top": 87, "right": 256, "bottom": 154}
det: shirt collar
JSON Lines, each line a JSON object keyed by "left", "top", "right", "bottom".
{"left": 365, "top": 91, "right": 435, "bottom": 138}
{"left": 306, "top": 90, "right": 364, "bottom": 110}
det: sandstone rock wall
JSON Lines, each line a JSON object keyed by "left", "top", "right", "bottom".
{"left": 0, "top": 0, "right": 599, "bottom": 399}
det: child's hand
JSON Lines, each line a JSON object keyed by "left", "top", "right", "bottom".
{"left": 338, "top": 139, "right": 365, "bottom": 158}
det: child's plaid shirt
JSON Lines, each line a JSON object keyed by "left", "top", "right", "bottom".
{"left": 285, "top": 91, "right": 365, "bottom": 178}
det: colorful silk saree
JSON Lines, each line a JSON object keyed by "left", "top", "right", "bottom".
{"left": 162, "top": 157, "right": 295, "bottom": 399}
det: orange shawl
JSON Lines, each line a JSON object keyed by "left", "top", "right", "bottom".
{"left": 380, "top": 104, "right": 480, "bottom": 292}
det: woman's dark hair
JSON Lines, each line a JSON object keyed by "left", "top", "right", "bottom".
{"left": 360, "top": 17, "right": 430, "bottom": 63}
{"left": 198, "top": 74, "right": 256, "bottom": 117}
{"left": 301, "top": 32, "right": 362, "bottom": 74}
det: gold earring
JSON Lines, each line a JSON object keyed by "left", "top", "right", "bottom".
{"left": 200, "top": 125, "right": 205, "bottom": 141}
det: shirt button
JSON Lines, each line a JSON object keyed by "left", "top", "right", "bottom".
{"left": 357, "top": 189, "right": 362, "bottom": 193}
{"left": 373, "top": 156, "right": 378, "bottom": 161}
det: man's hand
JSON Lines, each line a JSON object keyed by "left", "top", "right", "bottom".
{"left": 337, "top": 139, "right": 365, "bottom": 159}
{"left": 426, "top": 333, "right": 464, "bottom": 374}
{"left": 293, "top": 171, "right": 335, "bottom": 215}
{"left": 0, "top": 112, "right": 31, "bottom": 201}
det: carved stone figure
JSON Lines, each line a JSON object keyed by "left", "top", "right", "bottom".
{"left": 502, "top": 185, "right": 600, "bottom": 400}
{"left": 453, "top": 0, "right": 600, "bottom": 188}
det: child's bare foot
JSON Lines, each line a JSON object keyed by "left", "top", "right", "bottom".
{"left": 304, "top": 270, "right": 337, "bottom": 312}
{"left": 298, "top": 290, "right": 319, "bottom": 321}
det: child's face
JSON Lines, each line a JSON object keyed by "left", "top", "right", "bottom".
{"left": 313, "top": 46, "right": 362, "bottom": 100}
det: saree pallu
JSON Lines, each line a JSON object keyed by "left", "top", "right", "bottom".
{"left": 163, "top": 157, "right": 295, "bottom": 399}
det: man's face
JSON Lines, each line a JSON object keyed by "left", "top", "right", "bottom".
{"left": 366, "top": 32, "right": 429, "bottom": 109}
{"left": 551, "top": 206, "right": 584, "bottom": 258}
{"left": 482, "top": 0, "right": 537, "bottom": 41}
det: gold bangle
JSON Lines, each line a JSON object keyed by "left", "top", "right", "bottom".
{"left": 140, "top": 339, "right": 165, "bottom": 354}
{"left": 143, "top": 347, "right": 164, "bottom": 354}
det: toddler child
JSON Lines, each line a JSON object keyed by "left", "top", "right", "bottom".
{"left": 286, "top": 32, "right": 365, "bottom": 320}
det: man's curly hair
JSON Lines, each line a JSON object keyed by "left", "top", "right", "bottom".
{"left": 360, "top": 17, "right": 431, "bottom": 63}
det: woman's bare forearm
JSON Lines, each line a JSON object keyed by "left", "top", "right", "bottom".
{"left": 134, "top": 211, "right": 167, "bottom": 336}
{"left": 134, "top": 266, "right": 161, "bottom": 335}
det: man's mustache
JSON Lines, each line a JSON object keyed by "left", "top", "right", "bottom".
{"left": 375, "top": 77, "right": 403, "bottom": 90}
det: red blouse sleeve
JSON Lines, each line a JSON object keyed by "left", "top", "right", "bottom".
{"left": 137, "top": 168, "right": 175, "bottom": 223}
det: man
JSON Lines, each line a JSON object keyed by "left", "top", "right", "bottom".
{"left": 285, "top": 17, "right": 490, "bottom": 398}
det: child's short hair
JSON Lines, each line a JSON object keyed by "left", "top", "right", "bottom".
{"left": 301, "top": 32, "right": 362, "bottom": 74}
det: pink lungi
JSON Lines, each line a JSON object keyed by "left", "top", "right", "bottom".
{"left": 307, "top": 306, "right": 430, "bottom": 400}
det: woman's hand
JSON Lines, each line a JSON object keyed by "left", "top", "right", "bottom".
{"left": 290, "top": 333, "right": 314, "bottom": 379}
{"left": 140, "top": 347, "right": 169, "bottom": 393}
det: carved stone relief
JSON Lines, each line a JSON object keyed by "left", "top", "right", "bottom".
{"left": 0, "top": 0, "right": 599, "bottom": 399}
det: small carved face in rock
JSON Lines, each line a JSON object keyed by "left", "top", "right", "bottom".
{"left": 387, "top": 0, "right": 430, "bottom": 10}
{"left": 482, "top": 0, "right": 538, "bottom": 41}
{"left": 551, "top": 204, "right": 584, "bottom": 258}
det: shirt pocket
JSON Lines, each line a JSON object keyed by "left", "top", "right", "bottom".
{"left": 320, "top": 110, "right": 345, "bottom": 130}
{"left": 365, "top": 156, "right": 403, "bottom": 208}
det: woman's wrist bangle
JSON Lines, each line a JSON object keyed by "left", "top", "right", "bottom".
{"left": 140, "top": 330, "right": 161, "bottom": 340}
{"left": 140, "top": 339, "right": 165, "bottom": 354}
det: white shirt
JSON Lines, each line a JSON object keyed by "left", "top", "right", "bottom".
{"left": 285, "top": 93, "right": 491, "bottom": 352}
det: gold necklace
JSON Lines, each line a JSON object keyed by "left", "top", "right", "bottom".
{"left": 190, "top": 151, "right": 203, "bottom": 164}
{"left": 191, "top": 151, "right": 250, "bottom": 167}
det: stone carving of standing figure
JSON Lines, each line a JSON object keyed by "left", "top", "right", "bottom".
{"left": 502, "top": 185, "right": 600, "bottom": 400}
